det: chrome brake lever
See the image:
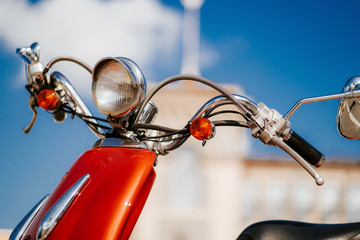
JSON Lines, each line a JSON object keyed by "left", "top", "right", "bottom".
{"left": 23, "top": 95, "right": 38, "bottom": 134}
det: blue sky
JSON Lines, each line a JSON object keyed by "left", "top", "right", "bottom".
{"left": 1, "top": 0, "right": 360, "bottom": 229}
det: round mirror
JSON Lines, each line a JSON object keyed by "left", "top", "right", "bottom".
{"left": 337, "top": 76, "right": 360, "bottom": 140}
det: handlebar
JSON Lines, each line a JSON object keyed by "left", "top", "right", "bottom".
{"left": 145, "top": 94, "right": 259, "bottom": 154}
{"left": 283, "top": 130, "right": 325, "bottom": 167}
{"left": 129, "top": 73, "right": 327, "bottom": 185}
{"left": 191, "top": 94, "right": 259, "bottom": 120}
{"left": 16, "top": 43, "right": 330, "bottom": 186}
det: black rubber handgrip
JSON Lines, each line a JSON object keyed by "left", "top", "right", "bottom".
{"left": 283, "top": 130, "right": 325, "bottom": 167}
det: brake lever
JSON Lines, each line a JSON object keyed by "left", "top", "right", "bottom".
{"left": 23, "top": 95, "right": 38, "bottom": 134}
{"left": 270, "top": 136, "right": 324, "bottom": 186}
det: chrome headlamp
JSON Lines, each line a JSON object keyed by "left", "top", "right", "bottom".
{"left": 92, "top": 57, "right": 146, "bottom": 118}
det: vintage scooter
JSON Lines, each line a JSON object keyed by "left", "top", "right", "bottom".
{"left": 9, "top": 42, "right": 360, "bottom": 240}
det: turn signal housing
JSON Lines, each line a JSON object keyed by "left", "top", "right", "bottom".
{"left": 37, "top": 89, "right": 59, "bottom": 110}
{"left": 190, "top": 118, "right": 215, "bottom": 140}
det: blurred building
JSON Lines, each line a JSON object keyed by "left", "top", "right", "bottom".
{"left": 0, "top": 230, "right": 11, "bottom": 240}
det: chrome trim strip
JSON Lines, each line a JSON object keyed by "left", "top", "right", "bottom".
{"left": 9, "top": 195, "right": 49, "bottom": 240}
{"left": 36, "top": 174, "right": 90, "bottom": 240}
{"left": 93, "top": 138, "right": 148, "bottom": 149}
{"left": 315, "top": 155, "right": 326, "bottom": 168}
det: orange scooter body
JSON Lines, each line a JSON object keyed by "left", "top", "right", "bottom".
{"left": 22, "top": 146, "right": 157, "bottom": 240}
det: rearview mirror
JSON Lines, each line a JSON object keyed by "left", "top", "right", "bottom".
{"left": 337, "top": 76, "right": 360, "bottom": 140}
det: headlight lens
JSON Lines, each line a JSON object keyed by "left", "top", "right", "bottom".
{"left": 92, "top": 57, "right": 146, "bottom": 117}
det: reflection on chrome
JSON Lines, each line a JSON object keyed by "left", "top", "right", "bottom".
{"left": 337, "top": 76, "right": 360, "bottom": 139}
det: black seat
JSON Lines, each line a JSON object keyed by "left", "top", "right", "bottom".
{"left": 237, "top": 220, "right": 360, "bottom": 240}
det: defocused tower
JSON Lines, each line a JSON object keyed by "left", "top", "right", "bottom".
{"left": 180, "top": 0, "right": 204, "bottom": 75}
{"left": 131, "top": 1, "right": 248, "bottom": 240}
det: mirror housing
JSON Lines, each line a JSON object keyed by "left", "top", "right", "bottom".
{"left": 337, "top": 76, "right": 360, "bottom": 140}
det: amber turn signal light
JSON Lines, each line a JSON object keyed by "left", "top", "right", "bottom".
{"left": 190, "top": 118, "right": 215, "bottom": 141}
{"left": 37, "top": 89, "right": 60, "bottom": 110}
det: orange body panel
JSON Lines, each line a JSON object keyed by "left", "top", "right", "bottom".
{"left": 22, "top": 147, "right": 157, "bottom": 240}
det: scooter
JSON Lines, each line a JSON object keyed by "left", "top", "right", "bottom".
{"left": 9, "top": 42, "right": 360, "bottom": 240}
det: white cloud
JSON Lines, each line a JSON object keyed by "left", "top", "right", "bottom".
{"left": 0, "top": 0, "right": 182, "bottom": 96}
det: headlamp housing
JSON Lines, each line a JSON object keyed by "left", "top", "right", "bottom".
{"left": 92, "top": 57, "right": 146, "bottom": 119}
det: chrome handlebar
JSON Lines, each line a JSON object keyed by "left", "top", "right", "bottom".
{"left": 139, "top": 78, "right": 331, "bottom": 186}
{"left": 147, "top": 94, "right": 259, "bottom": 155}
{"left": 191, "top": 94, "right": 259, "bottom": 120}
{"left": 20, "top": 43, "right": 360, "bottom": 186}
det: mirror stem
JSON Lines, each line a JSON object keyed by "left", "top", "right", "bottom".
{"left": 284, "top": 90, "right": 360, "bottom": 120}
